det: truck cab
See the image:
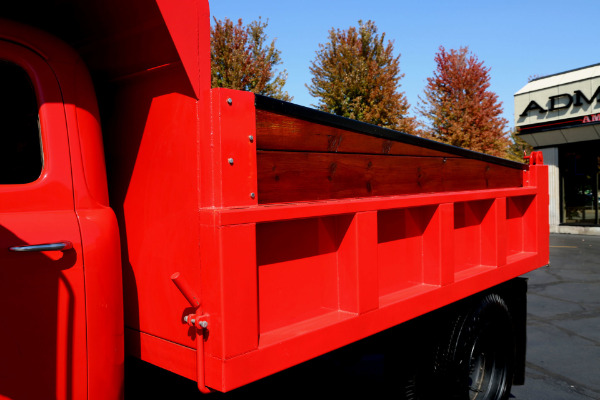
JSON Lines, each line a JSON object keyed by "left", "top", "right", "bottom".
{"left": 0, "top": 18, "right": 122, "bottom": 400}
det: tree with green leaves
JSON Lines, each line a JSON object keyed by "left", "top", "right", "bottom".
{"left": 505, "top": 128, "right": 533, "bottom": 163}
{"left": 418, "top": 46, "right": 509, "bottom": 157}
{"left": 211, "top": 17, "right": 291, "bottom": 101}
{"left": 306, "top": 20, "right": 417, "bottom": 133}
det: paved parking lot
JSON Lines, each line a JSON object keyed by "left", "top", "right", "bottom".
{"left": 511, "top": 233, "right": 600, "bottom": 399}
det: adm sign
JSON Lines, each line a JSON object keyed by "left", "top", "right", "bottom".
{"left": 520, "top": 86, "right": 600, "bottom": 117}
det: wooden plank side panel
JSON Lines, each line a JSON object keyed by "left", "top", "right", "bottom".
{"left": 257, "top": 151, "right": 523, "bottom": 204}
{"left": 256, "top": 109, "right": 458, "bottom": 158}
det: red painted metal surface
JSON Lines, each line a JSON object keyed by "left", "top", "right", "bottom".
{"left": 0, "top": 19, "right": 123, "bottom": 400}
{"left": 55, "top": 24, "right": 125, "bottom": 400}
{"left": 0, "top": 36, "right": 88, "bottom": 400}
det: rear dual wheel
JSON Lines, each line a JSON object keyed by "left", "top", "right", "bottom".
{"left": 399, "top": 293, "right": 516, "bottom": 400}
{"left": 433, "top": 293, "right": 516, "bottom": 400}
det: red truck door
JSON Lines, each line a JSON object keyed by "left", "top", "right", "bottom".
{"left": 0, "top": 40, "right": 88, "bottom": 400}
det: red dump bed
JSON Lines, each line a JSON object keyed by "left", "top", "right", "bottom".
{"left": 107, "top": 79, "right": 548, "bottom": 393}
{"left": 159, "top": 89, "right": 548, "bottom": 391}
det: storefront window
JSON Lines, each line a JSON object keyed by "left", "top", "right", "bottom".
{"left": 561, "top": 143, "right": 600, "bottom": 225}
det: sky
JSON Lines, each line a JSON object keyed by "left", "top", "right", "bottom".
{"left": 210, "top": 0, "right": 600, "bottom": 129}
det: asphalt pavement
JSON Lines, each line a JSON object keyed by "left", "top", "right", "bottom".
{"left": 510, "top": 233, "right": 600, "bottom": 400}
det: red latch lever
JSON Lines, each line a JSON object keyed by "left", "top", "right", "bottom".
{"left": 171, "top": 272, "right": 200, "bottom": 308}
{"left": 170, "top": 272, "right": 211, "bottom": 394}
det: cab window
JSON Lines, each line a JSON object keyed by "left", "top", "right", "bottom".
{"left": 0, "top": 61, "right": 42, "bottom": 184}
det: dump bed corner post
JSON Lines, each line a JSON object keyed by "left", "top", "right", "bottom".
{"left": 197, "top": 88, "right": 260, "bottom": 390}
{"left": 524, "top": 152, "right": 550, "bottom": 267}
{"left": 202, "top": 89, "right": 258, "bottom": 208}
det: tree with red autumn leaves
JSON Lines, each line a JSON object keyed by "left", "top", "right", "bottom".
{"left": 211, "top": 17, "right": 291, "bottom": 101}
{"left": 418, "top": 46, "right": 509, "bottom": 157}
{"left": 307, "top": 20, "right": 417, "bottom": 134}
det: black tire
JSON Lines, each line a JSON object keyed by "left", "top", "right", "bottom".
{"left": 431, "top": 293, "right": 516, "bottom": 400}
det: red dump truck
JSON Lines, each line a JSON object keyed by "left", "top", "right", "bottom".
{"left": 0, "top": 1, "right": 548, "bottom": 399}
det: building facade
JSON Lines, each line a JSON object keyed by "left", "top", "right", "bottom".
{"left": 515, "top": 64, "right": 600, "bottom": 235}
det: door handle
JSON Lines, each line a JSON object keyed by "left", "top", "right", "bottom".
{"left": 9, "top": 241, "right": 73, "bottom": 252}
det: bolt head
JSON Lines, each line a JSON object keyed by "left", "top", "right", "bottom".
{"left": 227, "top": 98, "right": 233, "bottom": 105}
{"left": 228, "top": 158, "right": 234, "bottom": 165}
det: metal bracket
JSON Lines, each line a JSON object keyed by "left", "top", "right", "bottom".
{"left": 524, "top": 151, "right": 544, "bottom": 165}
{"left": 183, "top": 313, "right": 208, "bottom": 329}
